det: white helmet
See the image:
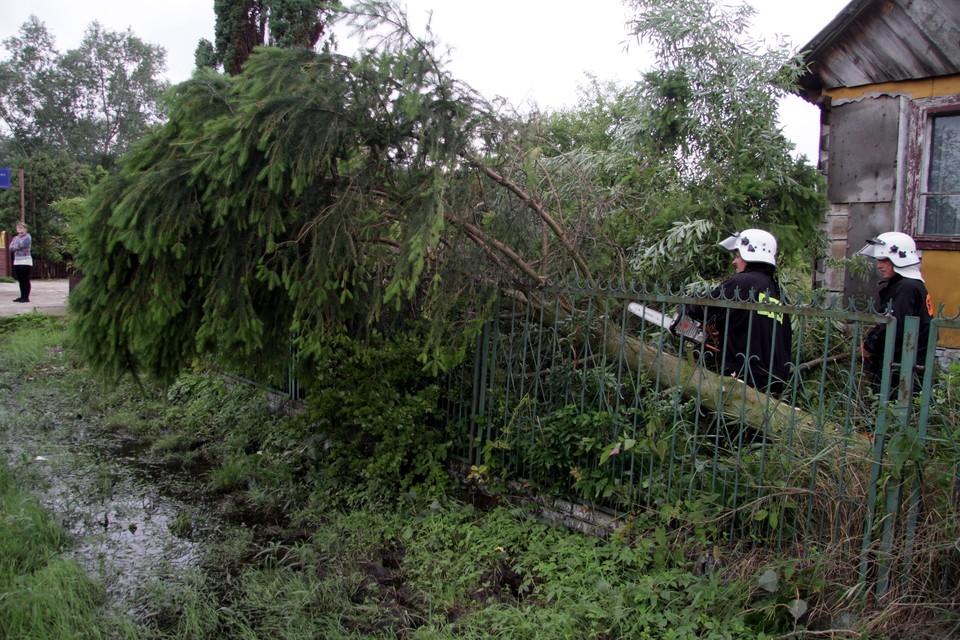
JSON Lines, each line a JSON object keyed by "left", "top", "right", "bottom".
{"left": 719, "top": 228, "right": 777, "bottom": 266}
{"left": 857, "top": 231, "right": 923, "bottom": 281}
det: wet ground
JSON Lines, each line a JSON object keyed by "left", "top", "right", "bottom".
{"left": 2, "top": 395, "right": 210, "bottom": 617}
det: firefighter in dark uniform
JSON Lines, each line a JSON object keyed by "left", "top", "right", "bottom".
{"left": 857, "top": 231, "right": 932, "bottom": 395}
{"left": 686, "top": 228, "right": 793, "bottom": 395}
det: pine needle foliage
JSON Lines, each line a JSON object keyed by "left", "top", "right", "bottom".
{"left": 71, "top": 33, "right": 486, "bottom": 385}
{"left": 70, "top": 0, "right": 829, "bottom": 389}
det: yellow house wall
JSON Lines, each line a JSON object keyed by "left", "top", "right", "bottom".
{"left": 921, "top": 251, "right": 960, "bottom": 347}
{"left": 824, "top": 75, "right": 960, "bottom": 101}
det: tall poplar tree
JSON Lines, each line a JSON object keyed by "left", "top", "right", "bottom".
{"left": 0, "top": 17, "right": 168, "bottom": 165}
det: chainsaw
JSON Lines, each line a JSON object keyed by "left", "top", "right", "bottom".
{"left": 626, "top": 302, "right": 717, "bottom": 352}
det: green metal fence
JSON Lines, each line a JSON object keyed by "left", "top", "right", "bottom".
{"left": 445, "top": 283, "right": 960, "bottom": 598}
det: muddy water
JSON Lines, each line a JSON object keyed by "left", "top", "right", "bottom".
{"left": 3, "top": 420, "right": 210, "bottom": 617}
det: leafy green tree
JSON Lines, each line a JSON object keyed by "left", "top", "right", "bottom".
{"left": 48, "top": 196, "right": 89, "bottom": 263}
{"left": 536, "top": 76, "right": 631, "bottom": 156}
{"left": 0, "top": 151, "right": 93, "bottom": 261}
{"left": 0, "top": 17, "right": 61, "bottom": 151}
{"left": 532, "top": 0, "right": 827, "bottom": 286}
{"left": 58, "top": 23, "right": 168, "bottom": 165}
{"left": 0, "top": 17, "right": 168, "bottom": 166}
{"left": 618, "top": 0, "right": 826, "bottom": 282}
{"left": 195, "top": 0, "right": 334, "bottom": 75}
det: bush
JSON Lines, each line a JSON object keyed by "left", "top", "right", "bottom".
{"left": 294, "top": 329, "right": 452, "bottom": 505}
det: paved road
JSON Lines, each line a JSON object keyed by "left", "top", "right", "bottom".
{"left": 0, "top": 278, "right": 70, "bottom": 317}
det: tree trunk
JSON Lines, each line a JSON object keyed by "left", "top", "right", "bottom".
{"left": 603, "top": 324, "right": 870, "bottom": 458}
{"left": 519, "top": 292, "right": 867, "bottom": 457}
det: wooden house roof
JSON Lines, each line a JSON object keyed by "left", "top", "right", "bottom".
{"left": 797, "top": 0, "right": 960, "bottom": 102}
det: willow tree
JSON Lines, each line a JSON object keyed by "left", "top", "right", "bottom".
{"left": 533, "top": 0, "right": 827, "bottom": 287}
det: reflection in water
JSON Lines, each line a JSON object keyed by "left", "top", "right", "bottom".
{"left": 4, "top": 430, "right": 206, "bottom": 616}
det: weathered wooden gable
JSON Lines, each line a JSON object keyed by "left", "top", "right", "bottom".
{"left": 799, "top": 0, "right": 960, "bottom": 97}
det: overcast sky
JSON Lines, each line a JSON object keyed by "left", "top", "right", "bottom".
{"left": 0, "top": 0, "right": 851, "bottom": 161}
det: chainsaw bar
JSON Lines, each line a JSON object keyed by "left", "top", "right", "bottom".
{"left": 626, "top": 302, "right": 708, "bottom": 346}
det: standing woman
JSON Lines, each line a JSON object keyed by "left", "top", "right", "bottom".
{"left": 9, "top": 222, "right": 32, "bottom": 303}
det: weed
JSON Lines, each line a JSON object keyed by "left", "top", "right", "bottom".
{"left": 169, "top": 507, "right": 196, "bottom": 539}
{"left": 294, "top": 330, "right": 453, "bottom": 505}
{"left": 207, "top": 455, "right": 259, "bottom": 492}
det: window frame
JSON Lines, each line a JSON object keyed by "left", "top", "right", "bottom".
{"left": 904, "top": 95, "right": 960, "bottom": 250}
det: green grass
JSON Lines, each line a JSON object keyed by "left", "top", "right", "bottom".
{"left": 0, "top": 464, "right": 68, "bottom": 576}
{"left": 0, "top": 315, "right": 68, "bottom": 374}
{"left": 6, "top": 313, "right": 946, "bottom": 638}
{"left": 0, "top": 463, "right": 140, "bottom": 639}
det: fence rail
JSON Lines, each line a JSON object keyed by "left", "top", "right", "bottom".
{"left": 443, "top": 283, "right": 959, "bottom": 600}
{"left": 1, "top": 245, "right": 70, "bottom": 279}
{"left": 32, "top": 258, "right": 71, "bottom": 279}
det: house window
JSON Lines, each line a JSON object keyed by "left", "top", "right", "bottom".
{"left": 921, "top": 113, "right": 960, "bottom": 236}
{"left": 906, "top": 96, "right": 960, "bottom": 249}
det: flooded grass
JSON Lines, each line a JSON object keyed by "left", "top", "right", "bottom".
{"left": 42, "top": 445, "right": 204, "bottom": 614}
{"left": 0, "top": 315, "right": 864, "bottom": 639}
{"left": 0, "top": 317, "right": 219, "bottom": 635}
{"left": 0, "top": 462, "right": 143, "bottom": 638}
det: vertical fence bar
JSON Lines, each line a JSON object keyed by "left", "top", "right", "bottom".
{"left": 859, "top": 315, "right": 898, "bottom": 595}
{"left": 876, "top": 315, "right": 920, "bottom": 597}
{"left": 478, "top": 296, "right": 499, "bottom": 468}
{"left": 516, "top": 298, "right": 533, "bottom": 481}
{"left": 902, "top": 319, "right": 941, "bottom": 587}
{"left": 469, "top": 320, "right": 487, "bottom": 465}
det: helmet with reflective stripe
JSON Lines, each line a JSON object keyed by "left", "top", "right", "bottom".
{"left": 857, "top": 231, "right": 923, "bottom": 280}
{"left": 718, "top": 228, "right": 777, "bottom": 266}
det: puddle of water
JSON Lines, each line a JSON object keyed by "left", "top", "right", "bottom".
{"left": 44, "top": 457, "right": 202, "bottom": 610}
{"left": 2, "top": 421, "right": 210, "bottom": 617}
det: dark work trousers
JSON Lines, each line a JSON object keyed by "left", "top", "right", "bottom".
{"left": 13, "top": 264, "right": 31, "bottom": 300}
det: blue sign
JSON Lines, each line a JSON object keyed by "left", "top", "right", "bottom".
{"left": 0, "top": 168, "right": 10, "bottom": 190}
